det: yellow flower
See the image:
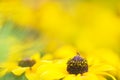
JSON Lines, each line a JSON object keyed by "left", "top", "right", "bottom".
{"left": 0, "top": 53, "right": 41, "bottom": 80}
{"left": 46, "top": 45, "right": 119, "bottom": 79}
{"left": 38, "top": 53, "right": 116, "bottom": 80}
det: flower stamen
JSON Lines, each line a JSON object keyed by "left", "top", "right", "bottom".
{"left": 18, "top": 58, "right": 36, "bottom": 67}
{"left": 67, "top": 53, "right": 88, "bottom": 75}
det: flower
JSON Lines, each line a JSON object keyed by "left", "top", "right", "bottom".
{"left": 38, "top": 53, "right": 116, "bottom": 80}
{"left": 0, "top": 53, "right": 41, "bottom": 80}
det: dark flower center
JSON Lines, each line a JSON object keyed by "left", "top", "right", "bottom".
{"left": 67, "top": 54, "right": 88, "bottom": 75}
{"left": 18, "top": 58, "right": 36, "bottom": 67}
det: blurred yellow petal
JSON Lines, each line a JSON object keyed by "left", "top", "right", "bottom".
{"left": 41, "top": 53, "right": 53, "bottom": 60}
{"left": 92, "top": 49, "right": 120, "bottom": 67}
{"left": 98, "top": 72, "right": 116, "bottom": 80}
{"left": 53, "top": 45, "right": 77, "bottom": 59}
{"left": 0, "top": 68, "right": 8, "bottom": 77}
{"left": 25, "top": 69, "right": 39, "bottom": 80}
{"left": 12, "top": 67, "right": 28, "bottom": 76}
{"left": 30, "top": 53, "right": 40, "bottom": 61}
{"left": 89, "top": 64, "right": 115, "bottom": 73}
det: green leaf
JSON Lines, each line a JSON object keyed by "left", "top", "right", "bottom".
{"left": 0, "top": 72, "right": 28, "bottom": 80}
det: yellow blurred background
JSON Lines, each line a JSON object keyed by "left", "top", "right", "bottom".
{"left": 0, "top": 0, "right": 120, "bottom": 79}
{"left": 0, "top": 0, "right": 120, "bottom": 62}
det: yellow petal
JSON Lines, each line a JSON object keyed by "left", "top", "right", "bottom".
{"left": 40, "top": 70, "right": 65, "bottom": 80}
{"left": 82, "top": 72, "right": 99, "bottom": 80}
{"left": 89, "top": 64, "right": 115, "bottom": 73}
{"left": 25, "top": 69, "right": 39, "bottom": 80}
{"left": 98, "top": 72, "right": 116, "bottom": 80}
{"left": 31, "top": 53, "right": 40, "bottom": 61}
{"left": 12, "top": 67, "right": 28, "bottom": 76}
{"left": 37, "top": 61, "right": 65, "bottom": 80}
{"left": 64, "top": 75, "right": 76, "bottom": 80}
